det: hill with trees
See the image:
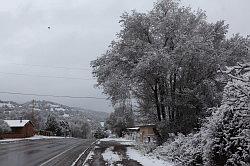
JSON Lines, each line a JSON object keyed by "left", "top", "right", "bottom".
{"left": 0, "top": 100, "right": 109, "bottom": 138}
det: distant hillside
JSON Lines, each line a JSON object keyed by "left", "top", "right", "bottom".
{"left": 0, "top": 100, "right": 109, "bottom": 131}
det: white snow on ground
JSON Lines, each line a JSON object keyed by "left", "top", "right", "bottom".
{"left": 0, "top": 135, "right": 65, "bottom": 144}
{"left": 63, "top": 113, "right": 70, "bottom": 117}
{"left": 99, "top": 137, "right": 174, "bottom": 165}
{"left": 0, "top": 138, "right": 24, "bottom": 143}
{"left": 102, "top": 146, "right": 122, "bottom": 166}
{"left": 26, "top": 135, "right": 66, "bottom": 140}
{"left": 126, "top": 147, "right": 174, "bottom": 166}
{"left": 100, "top": 137, "right": 135, "bottom": 145}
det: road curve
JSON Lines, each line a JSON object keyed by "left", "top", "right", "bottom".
{"left": 0, "top": 138, "right": 95, "bottom": 166}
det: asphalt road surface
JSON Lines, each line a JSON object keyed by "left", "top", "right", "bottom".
{"left": 0, "top": 138, "right": 95, "bottom": 166}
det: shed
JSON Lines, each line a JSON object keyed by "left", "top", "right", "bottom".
{"left": 124, "top": 127, "right": 140, "bottom": 141}
{"left": 137, "top": 124, "right": 156, "bottom": 143}
{"left": 125, "top": 124, "right": 156, "bottom": 143}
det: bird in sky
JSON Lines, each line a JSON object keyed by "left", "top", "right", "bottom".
{"left": 48, "top": 26, "right": 51, "bottom": 30}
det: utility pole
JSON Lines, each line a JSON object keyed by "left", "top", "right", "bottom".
{"left": 32, "top": 99, "right": 35, "bottom": 113}
{"left": 31, "top": 99, "right": 37, "bottom": 129}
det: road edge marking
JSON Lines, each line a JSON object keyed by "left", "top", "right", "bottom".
{"left": 39, "top": 145, "right": 77, "bottom": 166}
{"left": 71, "top": 140, "right": 98, "bottom": 166}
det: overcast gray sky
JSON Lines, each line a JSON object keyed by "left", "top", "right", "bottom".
{"left": 0, "top": 0, "right": 249, "bottom": 112}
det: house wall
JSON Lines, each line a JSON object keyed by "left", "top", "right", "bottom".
{"left": 23, "top": 122, "right": 35, "bottom": 137}
{"left": 139, "top": 126, "right": 156, "bottom": 143}
{"left": 124, "top": 131, "right": 140, "bottom": 141}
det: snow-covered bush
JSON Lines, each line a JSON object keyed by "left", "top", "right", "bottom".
{"left": 153, "top": 132, "right": 205, "bottom": 165}
{"left": 149, "top": 63, "right": 250, "bottom": 165}
{"left": 135, "top": 142, "right": 158, "bottom": 155}
{"left": 202, "top": 63, "right": 250, "bottom": 165}
{"left": 0, "top": 120, "right": 11, "bottom": 134}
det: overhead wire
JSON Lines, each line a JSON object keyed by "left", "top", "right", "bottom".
{"left": 2, "top": 62, "right": 90, "bottom": 71}
{"left": 0, "top": 71, "right": 93, "bottom": 80}
{"left": 0, "top": 91, "right": 106, "bottom": 100}
{"left": 0, "top": 63, "right": 100, "bottom": 99}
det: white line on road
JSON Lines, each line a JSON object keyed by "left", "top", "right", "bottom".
{"left": 39, "top": 145, "right": 77, "bottom": 166}
{"left": 71, "top": 140, "right": 98, "bottom": 166}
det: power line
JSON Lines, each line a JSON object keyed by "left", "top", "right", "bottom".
{"left": 3, "top": 62, "right": 90, "bottom": 71}
{"left": 0, "top": 72, "right": 93, "bottom": 80}
{"left": 0, "top": 91, "right": 106, "bottom": 100}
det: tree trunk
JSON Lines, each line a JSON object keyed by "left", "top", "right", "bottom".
{"left": 154, "top": 83, "right": 162, "bottom": 122}
{"left": 159, "top": 81, "right": 166, "bottom": 120}
{"left": 170, "top": 72, "right": 177, "bottom": 121}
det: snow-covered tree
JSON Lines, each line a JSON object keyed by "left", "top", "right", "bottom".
{"left": 106, "top": 102, "right": 134, "bottom": 137}
{"left": 58, "top": 120, "right": 70, "bottom": 137}
{"left": 150, "top": 62, "right": 249, "bottom": 165}
{"left": 203, "top": 63, "right": 250, "bottom": 166}
{"left": 45, "top": 115, "right": 61, "bottom": 136}
{"left": 80, "top": 121, "right": 91, "bottom": 139}
{"left": 91, "top": 0, "right": 249, "bottom": 142}
{"left": 0, "top": 119, "right": 11, "bottom": 134}
{"left": 69, "top": 119, "right": 91, "bottom": 139}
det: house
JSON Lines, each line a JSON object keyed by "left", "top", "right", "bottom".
{"left": 1, "top": 120, "right": 35, "bottom": 138}
{"left": 124, "top": 127, "right": 140, "bottom": 141}
{"left": 137, "top": 124, "right": 156, "bottom": 143}
{"left": 125, "top": 124, "right": 156, "bottom": 143}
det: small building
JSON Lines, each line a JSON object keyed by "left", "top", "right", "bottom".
{"left": 2, "top": 120, "right": 35, "bottom": 138}
{"left": 125, "top": 124, "right": 156, "bottom": 143}
{"left": 124, "top": 127, "right": 140, "bottom": 141}
{"left": 137, "top": 124, "right": 156, "bottom": 143}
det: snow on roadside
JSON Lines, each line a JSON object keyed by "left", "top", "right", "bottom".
{"left": 0, "top": 138, "right": 24, "bottom": 143}
{"left": 0, "top": 135, "right": 65, "bottom": 144}
{"left": 126, "top": 147, "right": 174, "bottom": 166}
{"left": 102, "top": 146, "right": 122, "bottom": 166}
{"left": 26, "top": 135, "right": 66, "bottom": 140}
{"left": 100, "top": 137, "right": 135, "bottom": 145}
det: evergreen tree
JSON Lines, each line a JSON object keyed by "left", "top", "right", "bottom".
{"left": 45, "top": 115, "right": 61, "bottom": 136}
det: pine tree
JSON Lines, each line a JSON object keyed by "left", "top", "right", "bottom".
{"left": 45, "top": 115, "right": 61, "bottom": 136}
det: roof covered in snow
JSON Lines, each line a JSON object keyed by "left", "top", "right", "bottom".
{"left": 4, "top": 120, "right": 30, "bottom": 127}
{"left": 136, "top": 124, "right": 156, "bottom": 127}
{"left": 127, "top": 127, "right": 140, "bottom": 130}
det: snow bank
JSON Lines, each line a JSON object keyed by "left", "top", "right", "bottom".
{"left": 0, "top": 138, "right": 24, "bottom": 143}
{"left": 102, "top": 146, "right": 122, "bottom": 165}
{"left": 100, "top": 137, "right": 135, "bottom": 145}
{"left": 0, "top": 135, "right": 65, "bottom": 144}
{"left": 126, "top": 147, "right": 173, "bottom": 166}
{"left": 26, "top": 135, "right": 66, "bottom": 140}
